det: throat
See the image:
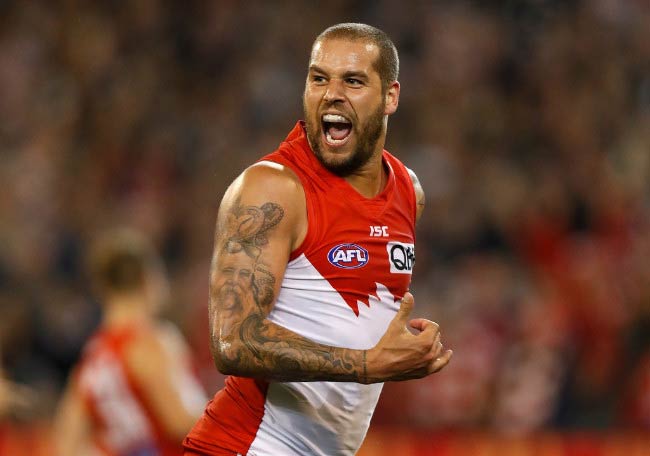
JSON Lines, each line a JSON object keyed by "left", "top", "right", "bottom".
{"left": 344, "top": 159, "right": 389, "bottom": 199}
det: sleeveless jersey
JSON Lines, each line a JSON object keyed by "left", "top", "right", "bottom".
{"left": 184, "top": 122, "right": 416, "bottom": 456}
{"left": 75, "top": 324, "right": 200, "bottom": 456}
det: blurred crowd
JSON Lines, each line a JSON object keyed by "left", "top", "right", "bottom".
{"left": 1, "top": 0, "right": 649, "bottom": 436}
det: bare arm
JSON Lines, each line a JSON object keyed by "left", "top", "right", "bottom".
{"left": 125, "top": 324, "right": 206, "bottom": 440}
{"left": 210, "top": 163, "right": 363, "bottom": 382}
{"left": 211, "top": 163, "right": 450, "bottom": 384}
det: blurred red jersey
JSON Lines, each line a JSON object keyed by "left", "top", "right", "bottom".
{"left": 74, "top": 324, "right": 182, "bottom": 456}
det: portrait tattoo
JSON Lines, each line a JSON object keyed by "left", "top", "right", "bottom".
{"left": 220, "top": 200, "right": 284, "bottom": 312}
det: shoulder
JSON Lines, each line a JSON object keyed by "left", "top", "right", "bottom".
{"left": 406, "top": 167, "right": 425, "bottom": 222}
{"left": 153, "top": 321, "right": 192, "bottom": 360}
{"left": 220, "top": 161, "right": 307, "bottom": 244}
{"left": 235, "top": 160, "right": 304, "bottom": 198}
{"left": 224, "top": 161, "right": 304, "bottom": 206}
{"left": 123, "top": 323, "right": 171, "bottom": 374}
{"left": 222, "top": 161, "right": 306, "bottom": 208}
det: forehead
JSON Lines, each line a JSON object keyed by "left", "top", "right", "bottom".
{"left": 309, "top": 38, "right": 379, "bottom": 74}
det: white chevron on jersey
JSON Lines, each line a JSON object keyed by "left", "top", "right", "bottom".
{"left": 268, "top": 253, "right": 400, "bottom": 349}
{"left": 247, "top": 253, "right": 400, "bottom": 456}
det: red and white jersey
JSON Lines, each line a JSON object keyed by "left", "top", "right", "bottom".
{"left": 75, "top": 323, "right": 204, "bottom": 456}
{"left": 184, "top": 122, "right": 416, "bottom": 456}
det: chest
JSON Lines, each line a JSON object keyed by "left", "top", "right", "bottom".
{"left": 302, "top": 196, "right": 415, "bottom": 314}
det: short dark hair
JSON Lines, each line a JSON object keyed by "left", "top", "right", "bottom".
{"left": 314, "top": 23, "right": 399, "bottom": 92}
{"left": 88, "top": 229, "right": 160, "bottom": 295}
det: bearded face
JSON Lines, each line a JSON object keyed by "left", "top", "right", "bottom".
{"left": 302, "top": 38, "right": 393, "bottom": 177}
{"left": 303, "top": 98, "right": 385, "bottom": 176}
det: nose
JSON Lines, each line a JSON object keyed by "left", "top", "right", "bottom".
{"left": 323, "top": 79, "right": 345, "bottom": 103}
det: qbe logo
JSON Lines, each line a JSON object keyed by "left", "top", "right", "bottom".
{"left": 327, "top": 244, "right": 369, "bottom": 269}
{"left": 387, "top": 242, "right": 415, "bottom": 274}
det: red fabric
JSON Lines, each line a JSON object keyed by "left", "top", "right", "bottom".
{"left": 262, "top": 121, "right": 416, "bottom": 314}
{"left": 183, "top": 377, "right": 269, "bottom": 455}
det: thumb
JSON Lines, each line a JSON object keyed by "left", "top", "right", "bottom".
{"left": 395, "top": 292, "right": 414, "bottom": 322}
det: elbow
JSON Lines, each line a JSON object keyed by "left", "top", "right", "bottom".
{"left": 210, "top": 337, "right": 244, "bottom": 376}
{"left": 212, "top": 352, "right": 234, "bottom": 376}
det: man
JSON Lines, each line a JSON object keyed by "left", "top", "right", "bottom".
{"left": 184, "top": 23, "right": 452, "bottom": 456}
{"left": 54, "top": 229, "right": 207, "bottom": 456}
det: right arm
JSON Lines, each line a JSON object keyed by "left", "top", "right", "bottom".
{"left": 210, "top": 163, "right": 451, "bottom": 384}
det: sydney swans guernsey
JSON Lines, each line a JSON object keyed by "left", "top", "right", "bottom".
{"left": 185, "top": 122, "right": 416, "bottom": 456}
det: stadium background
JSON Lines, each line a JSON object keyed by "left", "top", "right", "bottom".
{"left": 1, "top": 0, "right": 649, "bottom": 454}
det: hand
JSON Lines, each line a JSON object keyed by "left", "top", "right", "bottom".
{"left": 364, "top": 292, "right": 452, "bottom": 383}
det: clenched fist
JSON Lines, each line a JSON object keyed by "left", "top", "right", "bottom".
{"left": 364, "top": 292, "right": 452, "bottom": 383}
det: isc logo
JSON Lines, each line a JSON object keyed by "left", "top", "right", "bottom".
{"left": 327, "top": 244, "right": 369, "bottom": 269}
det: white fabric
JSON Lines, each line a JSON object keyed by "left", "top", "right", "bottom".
{"left": 247, "top": 254, "right": 399, "bottom": 456}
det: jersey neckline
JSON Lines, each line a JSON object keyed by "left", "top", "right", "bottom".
{"left": 285, "top": 121, "right": 396, "bottom": 218}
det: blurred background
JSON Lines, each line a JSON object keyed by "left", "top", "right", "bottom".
{"left": 1, "top": 0, "right": 649, "bottom": 454}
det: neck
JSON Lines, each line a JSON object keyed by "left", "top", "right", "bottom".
{"left": 344, "top": 149, "right": 387, "bottom": 198}
{"left": 102, "top": 293, "right": 152, "bottom": 327}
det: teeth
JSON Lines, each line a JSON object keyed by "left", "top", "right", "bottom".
{"left": 322, "top": 114, "right": 350, "bottom": 123}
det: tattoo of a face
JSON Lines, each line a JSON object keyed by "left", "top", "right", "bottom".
{"left": 216, "top": 200, "right": 283, "bottom": 310}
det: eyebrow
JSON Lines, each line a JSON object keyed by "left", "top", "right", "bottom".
{"left": 309, "top": 65, "right": 369, "bottom": 80}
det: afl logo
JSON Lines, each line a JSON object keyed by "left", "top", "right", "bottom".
{"left": 328, "top": 244, "right": 369, "bottom": 269}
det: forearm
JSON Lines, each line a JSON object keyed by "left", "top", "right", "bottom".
{"left": 213, "top": 313, "right": 367, "bottom": 383}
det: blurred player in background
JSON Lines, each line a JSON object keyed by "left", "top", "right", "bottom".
{"left": 54, "top": 229, "right": 206, "bottom": 456}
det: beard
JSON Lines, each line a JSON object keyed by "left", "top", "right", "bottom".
{"left": 303, "top": 101, "right": 385, "bottom": 177}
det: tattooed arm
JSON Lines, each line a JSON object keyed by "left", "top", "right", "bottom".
{"left": 210, "top": 162, "right": 451, "bottom": 383}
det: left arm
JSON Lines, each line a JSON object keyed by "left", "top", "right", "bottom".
{"left": 407, "top": 167, "right": 425, "bottom": 222}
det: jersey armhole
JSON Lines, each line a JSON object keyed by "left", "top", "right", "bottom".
{"left": 388, "top": 153, "right": 418, "bottom": 226}
{"left": 288, "top": 198, "right": 314, "bottom": 262}
{"left": 288, "top": 172, "right": 316, "bottom": 262}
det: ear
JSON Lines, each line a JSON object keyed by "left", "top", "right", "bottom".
{"left": 384, "top": 80, "right": 400, "bottom": 115}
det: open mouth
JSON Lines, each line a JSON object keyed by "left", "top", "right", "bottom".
{"left": 321, "top": 113, "right": 352, "bottom": 146}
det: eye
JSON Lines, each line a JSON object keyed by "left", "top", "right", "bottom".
{"left": 311, "top": 75, "right": 327, "bottom": 84}
{"left": 221, "top": 266, "right": 235, "bottom": 277}
{"left": 238, "top": 269, "right": 252, "bottom": 280}
{"left": 345, "top": 78, "right": 363, "bottom": 86}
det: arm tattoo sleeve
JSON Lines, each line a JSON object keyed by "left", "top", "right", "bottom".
{"left": 210, "top": 200, "right": 364, "bottom": 382}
